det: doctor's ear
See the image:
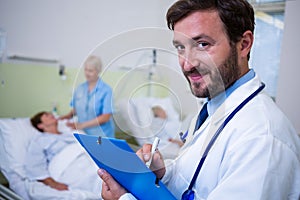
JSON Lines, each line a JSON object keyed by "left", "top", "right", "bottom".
{"left": 239, "top": 30, "right": 254, "bottom": 59}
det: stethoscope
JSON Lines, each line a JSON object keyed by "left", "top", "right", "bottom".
{"left": 181, "top": 83, "right": 265, "bottom": 200}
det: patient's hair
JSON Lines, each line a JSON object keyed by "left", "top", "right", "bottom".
{"left": 30, "top": 111, "right": 47, "bottom": 132}
{"left": 84, "top": 55, "right": 102, "bottom": 73}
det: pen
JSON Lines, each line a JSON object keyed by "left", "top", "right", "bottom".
{"left": 146, "top": 137, "right": 160, "bottom": 168}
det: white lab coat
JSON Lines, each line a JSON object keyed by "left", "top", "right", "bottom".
{"left": 120, "top": 75, "right": 300, "bottom": 200}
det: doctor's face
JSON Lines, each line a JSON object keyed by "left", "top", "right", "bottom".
{"left": 173, "top": 10, "right": 240, "bottom": 99}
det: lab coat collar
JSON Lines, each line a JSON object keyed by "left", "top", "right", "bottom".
{"left": 190, "top": 74, "right": 263, "bottom": 141}
{"left": 207, "top": 69, "right": 255, "bottom": 117}
{"left": 209, "top": 74, "right": 263, "bottom": 127}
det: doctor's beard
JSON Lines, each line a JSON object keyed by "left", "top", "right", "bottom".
{"left": 184, "top": 45, "right": 240, "bottom": 99}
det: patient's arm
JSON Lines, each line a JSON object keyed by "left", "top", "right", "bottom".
{"left": 67, "top": 113, "right": 112, "bottom": 130}
{"left": 168, "top": 138, "right": 184, "bottom": 147}
{"left": 39, "top": 177, "right": 69, "bottom": 191}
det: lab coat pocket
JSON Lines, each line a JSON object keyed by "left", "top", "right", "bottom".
{"left": 168, "top": 172, "right": 190, "bottom": 199}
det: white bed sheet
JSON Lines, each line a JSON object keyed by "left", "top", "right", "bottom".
{"left": 27, "top": 143, "right": 101, "bottom": 200}
{"left": 0, "top": 118, "right": 102, "bottom": 200}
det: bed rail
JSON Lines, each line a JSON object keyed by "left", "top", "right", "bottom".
{"left": 0, "top": 184, "right": 23, "bottom": 200}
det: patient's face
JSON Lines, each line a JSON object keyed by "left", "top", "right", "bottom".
{"left": 152, "top": 106, "right": 167, "bottom": 119}
{"left": 39, "top": 112, "right": 58, "bottom": 130}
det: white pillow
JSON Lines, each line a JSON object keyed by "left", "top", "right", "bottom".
{"left": 130, "top": 97, "right": 181, "bottom": 140}
{"left": 132, "top": 97, "right": 180, "bottom": 126}
{"left": 150, "top": 97, "right": 180, "bottom": 121}
{"left": 130, "top": 97, "right": 154, "bottom": 127}
{"left": 0, "top": 117, "right": 81, "bottom": 199}
{"left": 115, "top": 97, "right": 182, "bottom": 143}
{"left": 0, "top": 118, "right": 38, "bottom": 179}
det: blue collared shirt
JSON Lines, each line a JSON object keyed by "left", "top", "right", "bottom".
{"left": 71, "top": 78, "right": 115, "bottom": 137}
{"left": 207, "top": 69, "right": 255, "bottom": 117}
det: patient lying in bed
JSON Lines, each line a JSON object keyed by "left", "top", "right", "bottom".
{"left": 24, "top": 111, "right": 101, "bottom": 199}
{"left": 0, "top": 115, "right": 103, "bottom": 199}
{"left": 27, "top": 112, "right": 87, "bottom": 190}
{"left": 151, "top": 106, "right": 183, "bottom": 148}
{"left": 116, "top": 97, "right": 192, "bottom": 159}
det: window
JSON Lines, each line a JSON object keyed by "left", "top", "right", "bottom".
{"left": 249, "top": 0, "right": 285, "bottom": 99}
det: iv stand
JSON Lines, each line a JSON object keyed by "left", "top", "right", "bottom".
{"left": 148, "top": 49, "right": 156, "bottom": 96}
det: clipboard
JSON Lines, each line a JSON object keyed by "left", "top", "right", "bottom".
{"left": 74, "top": 133, "right": 176, "bottom": 200}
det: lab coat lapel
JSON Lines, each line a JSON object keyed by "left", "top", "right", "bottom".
{"left": 182, "top": 74, "right": 263, "bottom": 151}
{"left": 213, "top": 74, "right": 262, "bottom": 125}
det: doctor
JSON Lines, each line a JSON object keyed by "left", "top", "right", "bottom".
{"left": 98, "top": 0, "right": 300, "bottom": 199}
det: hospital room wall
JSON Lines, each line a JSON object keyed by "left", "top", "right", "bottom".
{"left": 0, "top": 0, "right": 175, "bottom": 69}
{"left": 0, "top": 0, "right": 198, "bottom": 120}
{"left": 0, "top": 63, "right": 134, "bottom": 118}
{"left": 0, "top": 64, "right": 197, "bottom": 120}
{"left": 276, "top": 0, "right": 300, "bottom": 134}
{"left": 0, "top": 63, "right": 83, "bottom": 118}
{"left": 0, "top": 0, "right": 299, "bottom": 133}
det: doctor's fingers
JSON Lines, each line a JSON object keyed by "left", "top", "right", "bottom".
{"left": 136, "top": 144, "right": 152, "bottom": 162}
{"left": 150, "top": 152, "right": 166, "bottom": 179}
{"left": 98, "top": 169, "right": 127, "bottom": 199}
{"left": 98, "top": 169, "right": 114, "bottom": 186}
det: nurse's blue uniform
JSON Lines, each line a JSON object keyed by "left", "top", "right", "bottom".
{"left": 71, "top": 78, "right": 115, "bottom": 137}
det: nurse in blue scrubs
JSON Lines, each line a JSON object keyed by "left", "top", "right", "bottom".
{"left": 60, "top": 55, "right": 115, "bottom": 137}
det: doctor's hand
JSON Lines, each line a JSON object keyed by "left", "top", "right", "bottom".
{"left": 98, "top": 168, "right": 127, "bottom": 200}
{"left": 136, "top": 144, "right": 166, "bottom": 179}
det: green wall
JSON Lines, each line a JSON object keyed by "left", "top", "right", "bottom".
{"left": 0, "top": 63, "right": 169, "bottom": 118}
{"left": 0, "top": 63, "right": 85, "bottom": 117}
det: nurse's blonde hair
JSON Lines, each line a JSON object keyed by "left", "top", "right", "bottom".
{"left": 84, "top": 55, "right": 102, "bottom": 73}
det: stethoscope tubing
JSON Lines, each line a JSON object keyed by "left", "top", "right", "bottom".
{"left": 187, "top": 83, "right": 265, "bottom": 190}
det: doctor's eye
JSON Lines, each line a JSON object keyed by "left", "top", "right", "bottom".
{"left": 197, "top": 42, "right": 209, "bottom": 50}
{"left": 175, "top": 44, "right": 184, "bottom": 50}
{"left": 174, "top": 44, "right": 185, "bottom": 54}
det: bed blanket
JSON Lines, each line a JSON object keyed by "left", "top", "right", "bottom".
{"left": 26, "top": 143, "right": 102, "bottom": 200}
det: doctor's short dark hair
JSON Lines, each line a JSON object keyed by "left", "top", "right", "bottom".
{"left": 30, "top": 111, "right": 47, "bottom": 132}
{"left": 166, "top": 0, "right": 255, "bottom": 60}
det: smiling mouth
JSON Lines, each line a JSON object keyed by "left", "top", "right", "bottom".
{"left": 189, "top": 73, "right": 203, "bottom": 82}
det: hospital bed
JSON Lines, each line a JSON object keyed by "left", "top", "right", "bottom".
{"left": 115, "top": 97, "right": 194, "bottom": 159}
{"left": 0, "top": 98, "right": 193, "bottom": 199}
{"left": 0, "top": 118, "right": 102, "bottom": 200}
